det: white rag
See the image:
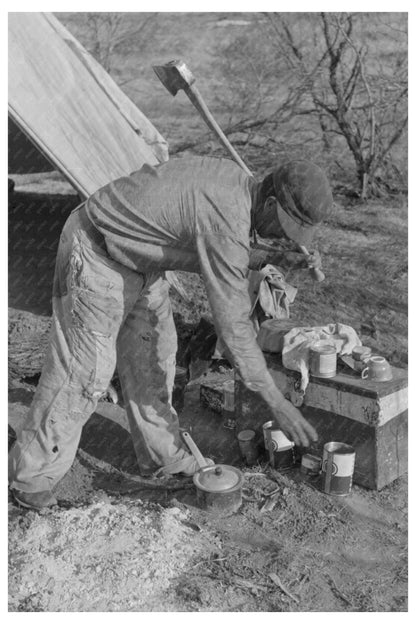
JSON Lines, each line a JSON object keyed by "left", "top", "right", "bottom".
{"left": 248, "top": 264, "right": 297, "bottom": 323}
{"left": 213, "top": 264, "right": 297, "bottom": 359}
{"left": 282, "top": 323, "right": 362, "bottom": 392}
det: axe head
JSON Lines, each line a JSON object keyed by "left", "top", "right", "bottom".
{"left": 152, "top": 60, "right": 195, "bottom": 96}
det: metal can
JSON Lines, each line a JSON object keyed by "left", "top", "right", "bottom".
{"left": 300, "top": 453, "right": 322, "bottom": 475}
{"left": 310, "top": 343, "right": 337, "bottom": 378}
{"left": 222, "top": 380, "right": 235, "bottom": 410}
{"left": 352, "top": 346, "right": 372, "bottom": 362}
{"left": 321, "top": 441, "right": 356, "bottom": 496}
{"left": 237, "top": 430, "right": 259, "bottom": 465}
{"left": 262, "top": 421, "right": 295, "bottom": 470}
{"left": 222, "top": 380, "right": 236, "bottom": 429}
{"left": 352, "top": 346, "right": 372, "bottom": 372}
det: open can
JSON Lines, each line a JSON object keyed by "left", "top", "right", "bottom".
{"left": 262, "top": 421, "right": 295, "bottom": 470}
{"left": 300, "top": 453, "right": 322, "bottom": 475}
{"left": 310, "top": 343, "right": 337, "bottom": 378}
{"left": 237, "top": 429, "right": 259, "bottom": 465}
{"left": 322, "top": 441, "right": 355, "bottom": 496}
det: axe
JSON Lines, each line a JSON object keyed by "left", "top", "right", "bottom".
{"left": 153, "top": 59, "right": 324, "bottom": 282}
{"left": 153, "top": 60, "right": 251, "bottom": 176}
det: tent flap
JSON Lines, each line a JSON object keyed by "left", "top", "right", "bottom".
{"left": 8, "top": 12, "right": 169, "bottom": 198}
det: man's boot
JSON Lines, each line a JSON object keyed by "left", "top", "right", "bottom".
{"left": 10, "top": 489, "right": 58, "bottom": 511}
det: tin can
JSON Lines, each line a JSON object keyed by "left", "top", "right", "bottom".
{"left": 310, "top": 343, "right": 337, "bottom": 378}
{"left": 237, "top": 430, "right": 259, "bottom": 465}
{"left": 262, "top": 421, "right": 295, "bottom": 470}
{"left": 321, "top": 441, "right": 355, "bottom": 496}
{"left": 352, "top": 346, "right": 372, "bottom": 362}
{"left": 300, "top": 453, "right": 322, "bottom": 475}
{"left": 222, "top": 380, "right": 235, "bottom": 410}
{"left": 352, "top": 346, "right": 372, "bottom": 372}
{"left": 222, "top": 380, "right": 236, "bottom": 429}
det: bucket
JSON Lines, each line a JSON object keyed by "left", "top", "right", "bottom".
{"left": 321, "top": 441, "right": 355, "bottom": 496}
{"left": 262, "top": 421, "right": 295, "bottom": 470}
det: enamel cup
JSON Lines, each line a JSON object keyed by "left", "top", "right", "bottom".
{"left": 361, "top": 355, "right": 392, "bottom": 382}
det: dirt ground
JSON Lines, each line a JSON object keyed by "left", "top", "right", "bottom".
{"left": 8, "top": 376, "right": 408, "bottom": 613}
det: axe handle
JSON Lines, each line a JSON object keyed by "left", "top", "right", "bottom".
{"left": 183, "top": 81, "right": 325, "bottom": 283}
{"left": 184, "top": 84, "right": 253, "bottom": 177}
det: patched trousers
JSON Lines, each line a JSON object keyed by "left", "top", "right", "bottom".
{"left": 9, "top": 207, "right": 190, "bottom": 493}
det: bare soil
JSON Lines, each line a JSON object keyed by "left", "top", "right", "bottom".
{"left": 8, "top": 379, "right": 408, "bottom": 612}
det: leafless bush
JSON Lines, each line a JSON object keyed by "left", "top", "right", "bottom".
{"left": 81, "top": 13, "right": 160, "bottom": 81}
{"left": 215, "top": 12, "right": 408, "bottom": 198}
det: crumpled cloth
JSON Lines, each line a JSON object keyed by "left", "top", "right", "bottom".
{"left": 282, "top": 323, "right": 362, "bottom": 392}
{"left": 248, "top": 264, "right": 297, "bottom": 333}
{"left": 214, "top": 264, "right": 297, "bottom": 358}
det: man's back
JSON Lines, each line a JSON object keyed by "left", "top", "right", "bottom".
{"left": 84, "top": 156, "right": 252, "bottom": 273}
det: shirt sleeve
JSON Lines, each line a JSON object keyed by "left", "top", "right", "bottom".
{"left": 195, "top": 232, "right": 278, "bottom": 394}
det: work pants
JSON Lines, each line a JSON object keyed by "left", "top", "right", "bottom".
{"left": 9, "top": 207, "right": 190, "bottom": 493}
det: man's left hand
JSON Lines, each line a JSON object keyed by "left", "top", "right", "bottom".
{"left": 305, "top": 249, "right": 322, "bottom": 271}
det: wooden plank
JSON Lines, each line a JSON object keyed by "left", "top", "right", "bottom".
{"left": 264, "top": 354, "right": 407, "bottom": 426}
{"left": 375, "top": 413, "right": 408, "bottom": 490}
{"left": 265, "top": 353, "right": 407, "bottom": 400}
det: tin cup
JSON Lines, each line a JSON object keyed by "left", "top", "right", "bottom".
{"left": 310, "top": 342, "right": 337, "bottom": 378}
{"left": 262, "top": 421, "right": 295, "bottom": 470}
{"left": 321, "top": 442, "right": 355, "bottom": 496}
{"left": 237, "top": 430, "right": 259, "bottom": 465}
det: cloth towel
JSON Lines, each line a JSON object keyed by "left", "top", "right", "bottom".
{"left": 214, "top": 264, "right": 297, "bottom": 358}
{"left": 282, "top": 323, "right": 362, "bottom": 392}
{"left": 248, "top": 264, "right": 297, "bottom": 329}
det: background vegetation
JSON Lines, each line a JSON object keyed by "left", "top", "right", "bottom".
{"left": 60, "top": 11, "right": 408, "bottom": 197}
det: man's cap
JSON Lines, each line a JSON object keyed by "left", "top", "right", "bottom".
{"left": 272, "top": 160, "right": 333, "bottom": 247}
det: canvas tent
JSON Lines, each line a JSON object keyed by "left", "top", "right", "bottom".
{"left": 8, "top": 12, "right": 168, "bottom": 196}
{"left": 8, "top": 11, "right": 194, "bottom": 329}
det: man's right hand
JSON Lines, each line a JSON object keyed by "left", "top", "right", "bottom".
{"left": 271, "top": 398, "right": 318, "bottom": 447}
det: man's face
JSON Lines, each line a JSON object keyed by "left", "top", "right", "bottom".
{"left": 257, "top": 197, "right": 292, "bottom": 242}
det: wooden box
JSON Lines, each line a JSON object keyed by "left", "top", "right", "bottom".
{"left": 235, "top": 354, "right": 408, "bottom": 490}
{"left": 200, "top": 373, "right": 234, "bottom": 414}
